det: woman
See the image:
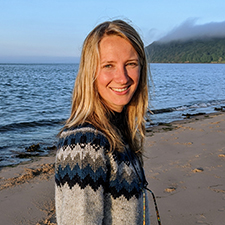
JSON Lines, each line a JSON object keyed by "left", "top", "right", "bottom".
{"left": 55, "top": 19, "right": 150, "bottom": 225}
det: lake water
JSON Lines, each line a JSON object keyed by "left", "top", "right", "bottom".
{"left": 0, "top": 63, "right": 225, "bottom": 166}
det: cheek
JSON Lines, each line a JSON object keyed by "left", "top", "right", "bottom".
{"left": 132, "top": 70, "right": 141, "bottom": 95}
{"left": 95, "top": 73, "right": 107, "bottom": 96}
{"left": 96, "top": 71, "right": 112, "bottom": 89}
{"left": 133, "top": 69, "right": 140, "bottom": 87}
{"left": 136, "top": 73, "right": 140, "bottom": 84}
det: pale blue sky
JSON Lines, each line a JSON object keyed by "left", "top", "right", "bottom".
{"left": 1, "top": 0, "right": 225, "bottom": 63}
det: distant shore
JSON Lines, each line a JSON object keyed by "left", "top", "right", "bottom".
{"left": 0, "top": 111, "right": 225, "bottom": 224}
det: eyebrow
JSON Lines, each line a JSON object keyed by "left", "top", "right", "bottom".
{"left": 100, "top": 59, "right": 139, "bottom": 64}
{"left": 126, "top": 59, "right": 139, "bottom": 62}
{"left": 100, "top": 60, "right": 115, "bottom": 64}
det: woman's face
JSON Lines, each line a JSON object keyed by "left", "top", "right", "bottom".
{"left": 96, "top": 35, "right": 140, "bottom": 112}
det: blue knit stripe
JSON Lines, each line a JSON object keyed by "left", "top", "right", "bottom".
{"left": 58, "top": 127, "right": 110, "bottom": 151}
{"left": 57, "top": 164, "right": 107, "bottom": 182}
{"left": 110, "top": 178, "right": 140, "bottom": 193}
{"left": 55, "top": 163, "right": 107, "bottom": 190}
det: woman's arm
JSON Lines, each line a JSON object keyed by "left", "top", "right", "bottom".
{"left": 55, "top": 127, "right": 109, "bottom": 225}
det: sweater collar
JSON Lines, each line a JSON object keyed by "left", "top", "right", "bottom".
{"left": 110, "top": 110, "right": 125, "bottom": 129}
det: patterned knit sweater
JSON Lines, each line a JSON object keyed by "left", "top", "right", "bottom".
{"left": 55, "top": 123, "right": 150, "bottom": 225}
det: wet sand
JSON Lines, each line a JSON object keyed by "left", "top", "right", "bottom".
{"left": 0, "top": 112, "right": 225, "bottom": 225}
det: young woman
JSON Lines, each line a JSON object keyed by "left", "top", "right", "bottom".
{"left": 55, "top": 19, "right": 150, "bottom": 225}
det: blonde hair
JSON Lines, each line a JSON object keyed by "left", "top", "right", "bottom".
{"left": 63, "top": 20, "right": 149, "bottom": 158}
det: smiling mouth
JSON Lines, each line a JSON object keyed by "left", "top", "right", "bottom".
{"left": 111, "top": 86, "right": 129, "bottom": 92}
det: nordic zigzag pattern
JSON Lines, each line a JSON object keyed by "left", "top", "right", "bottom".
{"left": 55, "top": 124, "right": 144, "bottom": 200}
{"left": 55, "top": 123, "right": 150, "bottom": 224}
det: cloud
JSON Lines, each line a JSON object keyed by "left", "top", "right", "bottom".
{"left": 158, "top": 18, "right": 225, "bottom": 42}
{"left": 144, "top": 28, "right": 161, "bottom": 44}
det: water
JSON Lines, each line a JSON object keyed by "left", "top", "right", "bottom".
{"left": 0, "top": 63, "right": 225, "bottom": 166}
{"left": 148, "top": 63, "right": 225, "bottom": 124}
{"left": 0, "top": 64, "right": 77, "bottom": 166}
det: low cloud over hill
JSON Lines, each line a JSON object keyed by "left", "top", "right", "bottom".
{"left": 158, "top": 19, "right": 225, "bottom": 43}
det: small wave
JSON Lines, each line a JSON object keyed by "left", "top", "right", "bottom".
{"left": 0, "top": 118, "right": 65, "bottom": 132}
{"left": 176, "top": 106, "right": 188, "bottom": 111}
{"left": 150, "top": 99, "right": 225, "bottom": 115}
{"left": 151, "top": 108, "right": 175, "bottom": 114}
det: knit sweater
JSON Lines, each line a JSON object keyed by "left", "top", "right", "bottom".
{"left": 55, "top": 123, "right": 150, "bottom": 225}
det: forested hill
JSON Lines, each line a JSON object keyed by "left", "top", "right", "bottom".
{"left": 145, "top": 37, "right": 225, "bottom": 63}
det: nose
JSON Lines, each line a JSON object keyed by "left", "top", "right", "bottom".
{"left": 114, "top": 66, "right": 129, "bottom": 84}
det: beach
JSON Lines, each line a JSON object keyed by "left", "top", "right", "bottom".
{"left": 0, "top": 112, "right": 225, "bottom": 225}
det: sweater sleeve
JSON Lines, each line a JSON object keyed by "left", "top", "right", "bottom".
{"left": 55, "top": 127, "right": 109, "bottom": 225}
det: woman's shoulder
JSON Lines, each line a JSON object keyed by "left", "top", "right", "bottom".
{"left": 58, "top": 123, "right": 110, "bottom": 150}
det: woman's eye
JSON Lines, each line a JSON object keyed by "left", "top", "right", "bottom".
{"left": 103, "top": 64, "right": 113, "bottom": 68}
{"left": 126, "top": 62, "right": 138, "bottom": 67}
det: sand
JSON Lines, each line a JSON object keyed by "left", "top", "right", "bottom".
{"left": 0, "top": 155, "right": 56, "bottom": 225}
{"left": 145, "top": 112, "right": 225, "bottom": 225}
{"left": 0, "top": 112, "right": 225, "bottom": 225}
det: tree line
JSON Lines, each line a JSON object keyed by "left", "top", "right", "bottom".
{"left": 145, "top": 37, "right": 225, "bottom": 63}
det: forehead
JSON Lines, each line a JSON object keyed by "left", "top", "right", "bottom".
{"left": 99, "top": 35, "right": 138, "bottom": 60}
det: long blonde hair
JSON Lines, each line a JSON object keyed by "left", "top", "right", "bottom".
{"left": 63, "top": 20, "right": 149, "bottom": 158}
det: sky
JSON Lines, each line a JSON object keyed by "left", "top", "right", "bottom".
{"left": 1, "top": 0, "right": 225, "bottom": 63}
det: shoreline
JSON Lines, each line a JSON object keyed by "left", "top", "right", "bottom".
{"left": 0, "top": 111, "right": 225, "bottom": 224}
{"left": 2, "top": 110, "right": 224, "bottom": 169}
{"left": 146, "top": 110, "right": 225, "bottom": 135}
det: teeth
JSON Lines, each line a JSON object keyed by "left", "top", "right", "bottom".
{"left": 111, "top": 87, "right": 128, "bottom": 92}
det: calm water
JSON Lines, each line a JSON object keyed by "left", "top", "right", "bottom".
{"left": 0, "top": 63, "right": 225, "bottom": 166}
